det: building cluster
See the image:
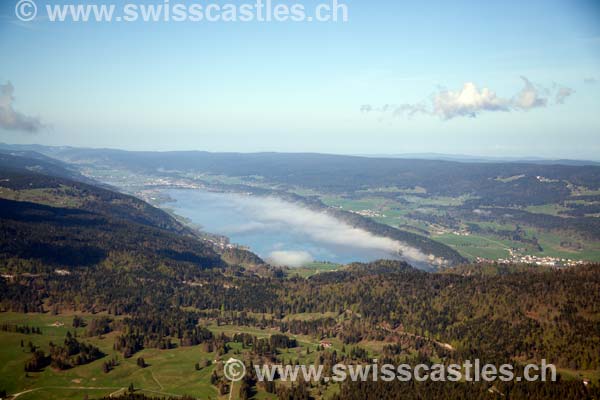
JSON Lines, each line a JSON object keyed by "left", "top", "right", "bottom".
{"left": 451, "top": 230, "right": 471, "bottom": 236}
{"left": 136, "top": 178, "right": 204, "bottom": 192}
{"left": 203, "top": 237, "right": 237, "bottom": 251}
{"left": 476, "top": 248, "right": 588, "bottom": 267}
{"left": 349, "top": 209, "right": 385, "bottom": 218}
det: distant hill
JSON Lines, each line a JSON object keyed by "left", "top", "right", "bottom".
{"left": 0, "top": 153, "right": 225, "bottom": 276}
{"left": 358, "top": 152, "right": 600, "bottom": 166}
{"left": 0, "top": 149, "right": 94, "bottom": 184}
{"left": 28, "top": 147, "right": 600, "bottom": 207}
{"left": 2, "top": 145, "right": 599, "bottom": 205}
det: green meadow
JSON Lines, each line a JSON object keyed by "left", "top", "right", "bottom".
{"left": 0, "top": 312, "right": 222, "bottom": 400}
{"left": 0, "top": 313, "right": 348, "bottom": 400}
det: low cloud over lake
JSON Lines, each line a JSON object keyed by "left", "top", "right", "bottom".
{"left": 166, "top": 189, "right": 432, "bottom": 268}
{"left": 217, "top": 194, "right": 430, "bottom": 266}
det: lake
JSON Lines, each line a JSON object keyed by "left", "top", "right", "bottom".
{"left": 164, "top": 189, "right": 426, "bottom": 267}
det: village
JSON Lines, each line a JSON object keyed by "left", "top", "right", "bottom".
{"left": 476, "top": 248, "right": 589, "bottom": 267}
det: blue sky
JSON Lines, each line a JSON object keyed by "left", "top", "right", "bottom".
{"left": 1, "top": 0, "right": 599, "bottom": 158}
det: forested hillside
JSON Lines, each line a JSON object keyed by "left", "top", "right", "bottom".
{"left": 0, "top": 155, "right": 224, "bottom": 280}
{"left": 0, "top": 152, "right": 599, "bottom": 399}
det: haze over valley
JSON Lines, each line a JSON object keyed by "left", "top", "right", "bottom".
{"left": 165, "top": 189, "right": 429, "bottom": 267}
{"left": 8, "top": 144, "right": 596, "bottom": 270}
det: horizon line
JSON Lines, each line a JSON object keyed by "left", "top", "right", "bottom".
{"left": 1, "top": 142, "right": 599, "bottom": 164}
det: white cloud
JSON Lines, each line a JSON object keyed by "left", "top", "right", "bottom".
{"left": 0, "top": 82, "right": 44, "bottom": 133}
{"left": 512, "top": 76, "right": 547, "bottom": 110}
{"left": 393, "top": 103, "right": 430, "bottom": 118}
{"left": 362, "top": 77, "right": 574, "bottom": 120}
{"left": 221, "top": 194, "right": 432, "bottom": 264}
{"left": 555, "top": 86, "right": 575, "bottom": 104}
{"left": 267, "top": 250, "right": 314, "bottom": 267}
{"left": 433, "top": 82, "right": 509, "bottom": 119}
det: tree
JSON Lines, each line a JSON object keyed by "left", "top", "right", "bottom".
{"left": 72, "top": 315, "right": 85, "bottom": 328}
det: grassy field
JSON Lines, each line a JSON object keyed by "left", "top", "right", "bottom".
{"left": 320, "top": 195, "right": 389, "bottom": 212}
{"left": 433, "top": 229, "right": 600, "bottom": 262}
{"left": 527, "top": 230, "right": 600, "bottom": 261}
{"left": 524, "top": 203, "right": 570, "bottom": 217}
{"left": 433, "top": 233, "right": 514, "bottom": 260}
{"left": 319, "top": 192, "right": 600, "bottom": 263}
{"left": 0, "top": 310, "right": 379, "bottom": 400}
{"left": 0, "top": 313, "right": 346, "bottom": 400}
{"left": 0, "top": 312, "right": 219, "bottom": 400}
{"left": 287, "top": 262, "right": 341, "bottom": 278}
{"left": 0, "top": 186, "right": 84, "bottom": 209}
{"left": 2, "top": 312, "right": 598, "bottom": 399}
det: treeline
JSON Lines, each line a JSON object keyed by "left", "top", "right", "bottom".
{"left": 111, "top": 310, "right": 214, "bottom": 358}
{"left": 24, "top": 331, "right": 104, "bottom": 371}
{"left": 0, "top": 323, "right": 41, "bottom": 334}
{"left": 4, "top": 260, "right": 600, "bottom": 370}
{"left": 232, "top": 332, "right": 297, "bottom": 357}
{"left": 331, "top": 378, "right": 600, "bottom": 400}
{"left": 458, "top": 204, "right": 600, "bottom": 240}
